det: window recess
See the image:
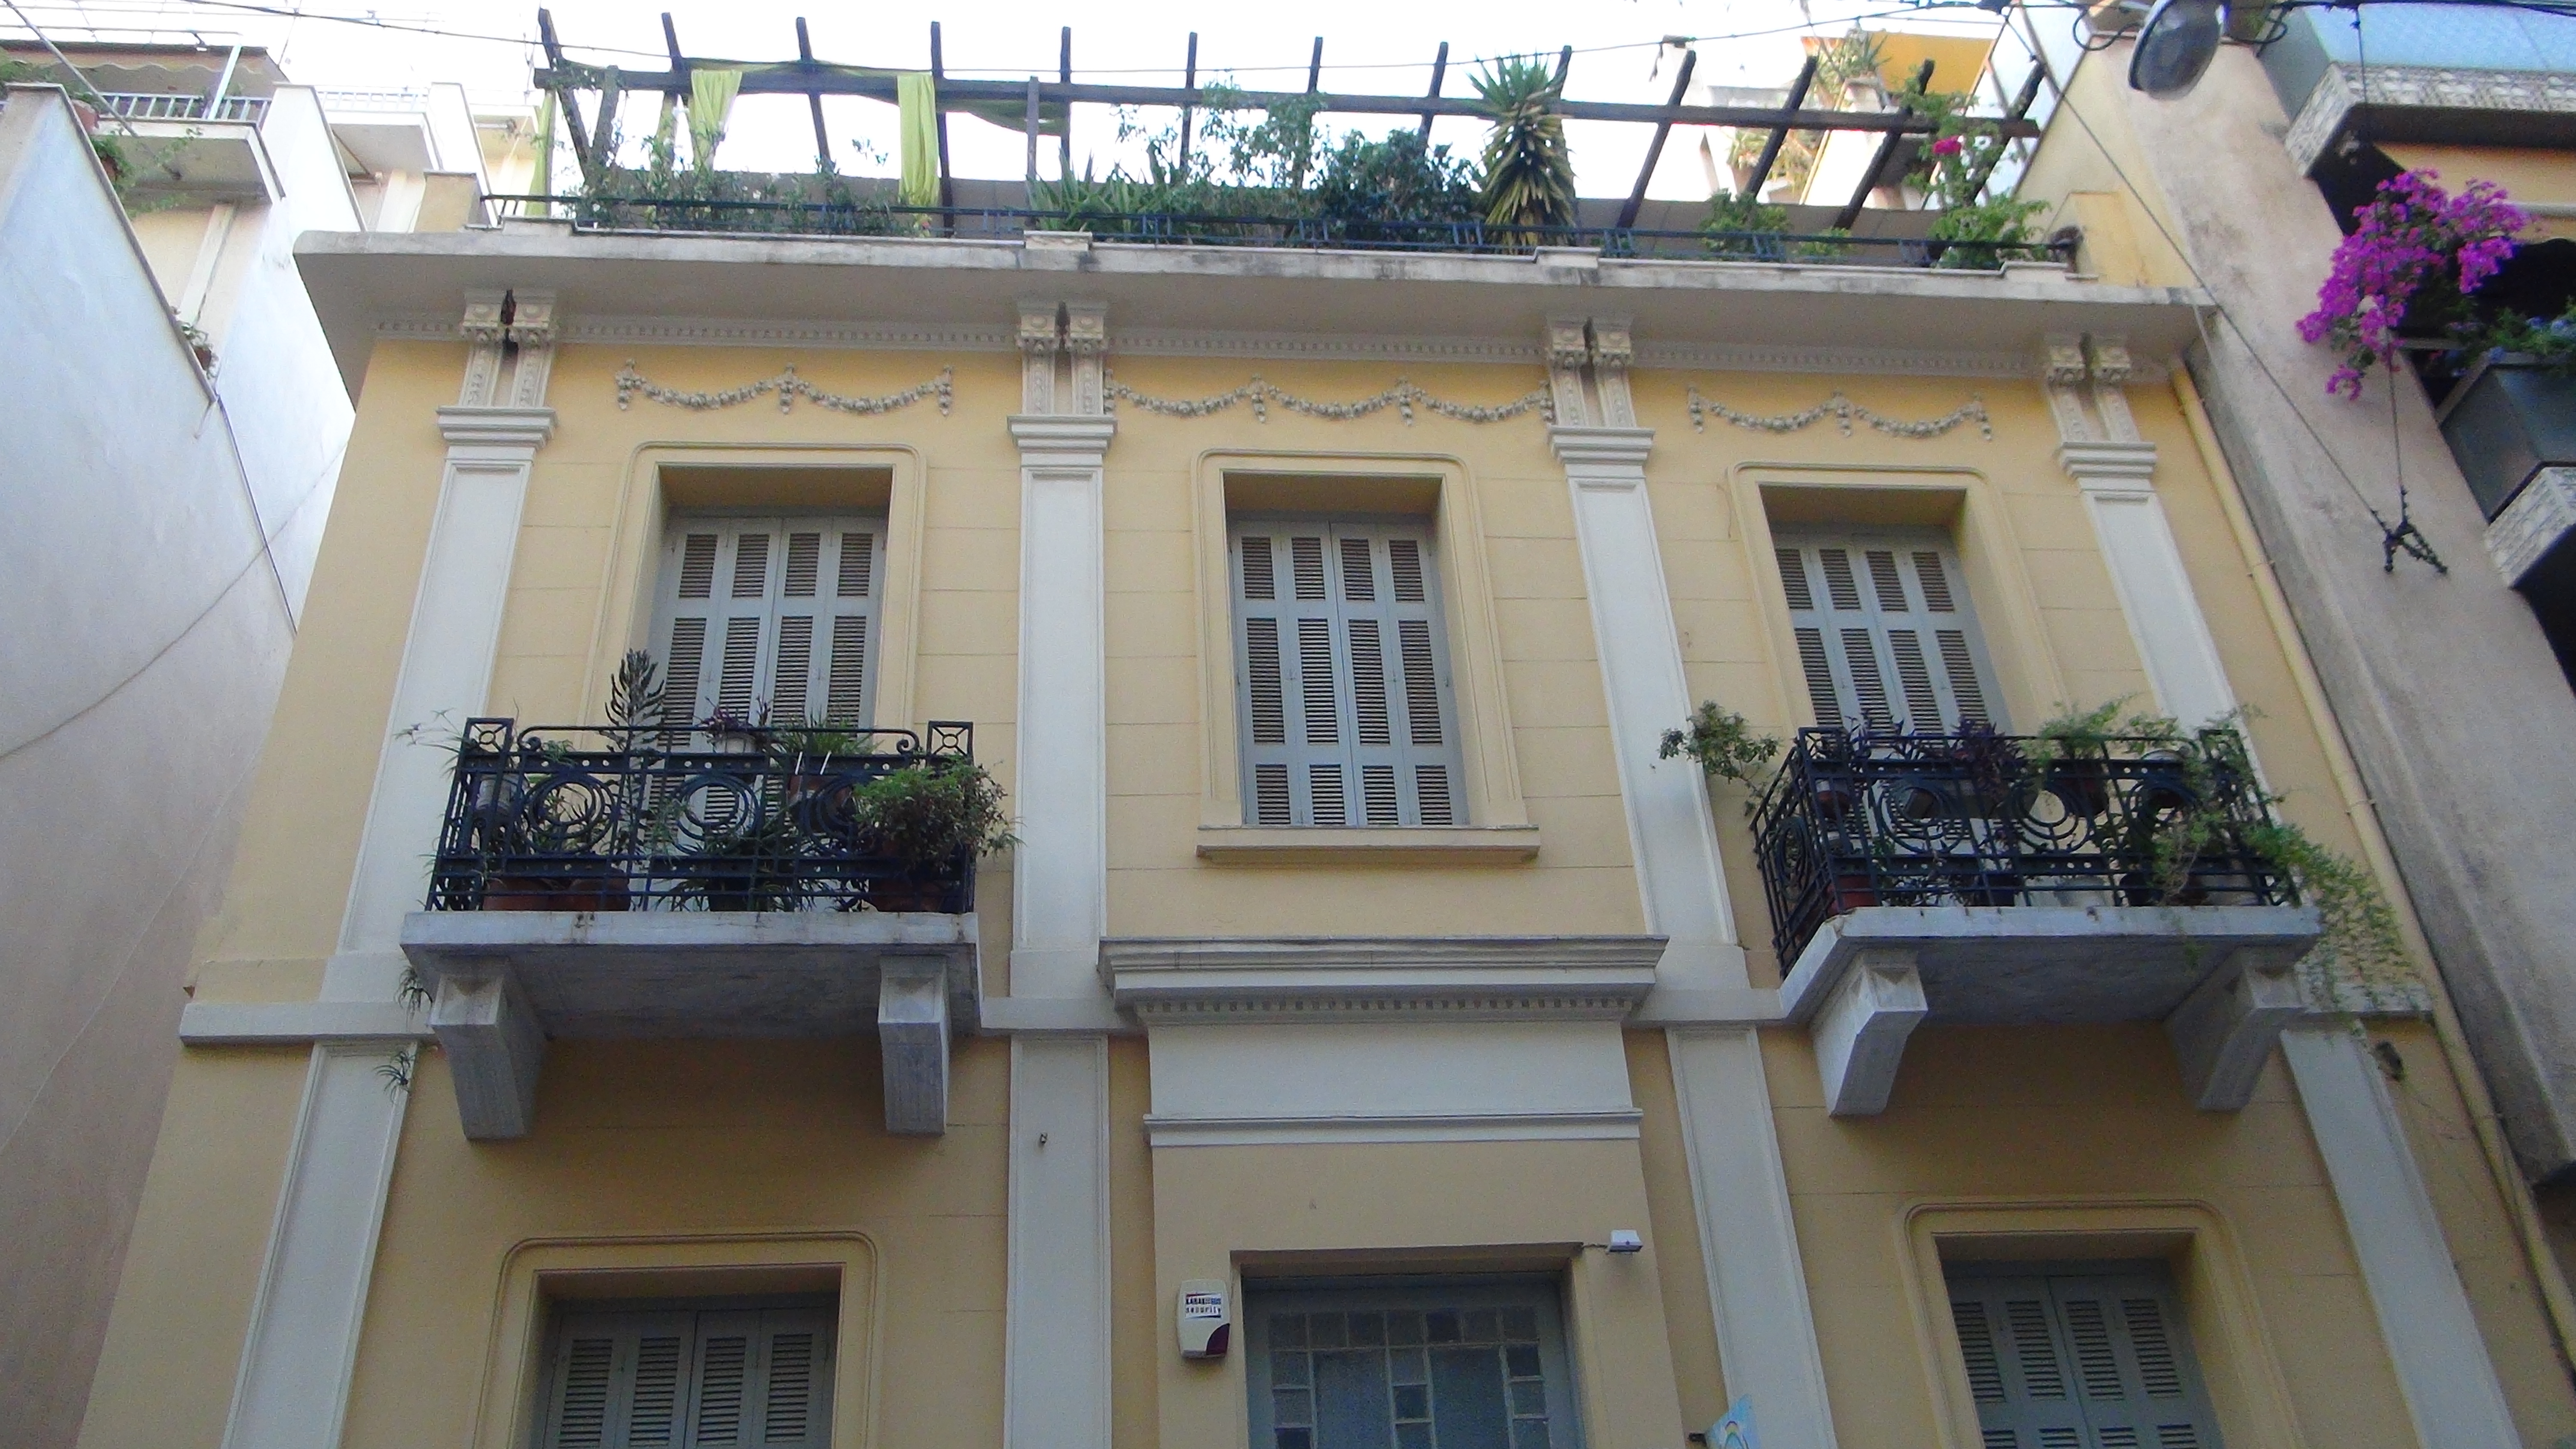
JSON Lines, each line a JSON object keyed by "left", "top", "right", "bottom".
{"left": 1233, "top": 519, "right": 1467, "bottom": 827}
{"left": 650, "top": 516, "right": 884, "bottom": 737}
{"left": 1246, "top": 1280, "right": 1583, "bottom": 1449}
{"left": 1946, "top": 1263, "right": 2222, "bottom": 1449}
{"left": 539, "top": 1298, "right": 835, "bottom": 1449}
{"left": 1774, "top": 529, "right": 2004, "bottom": 734}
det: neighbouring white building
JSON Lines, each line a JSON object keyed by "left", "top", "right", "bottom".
{"left": 0, "top": 46, "right": 529, "bottom": 1449}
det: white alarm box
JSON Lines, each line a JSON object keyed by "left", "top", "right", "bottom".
{"left": 1178, "top": 1279, "right": 1231, "bottom": 1359}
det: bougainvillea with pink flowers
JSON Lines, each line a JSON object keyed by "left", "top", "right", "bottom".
{"left": 2297, "top": 170, "right": 2527, "bottom": 398}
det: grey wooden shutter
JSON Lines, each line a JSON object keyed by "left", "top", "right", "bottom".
{"left": 545, "top": 1305, "right": 834, "bottom": 1449}
{"left": 1948, "top": 1269, "right": 2221, "bottom": 1449}
{"left": 1234, "top": 519, "right": 1466, "bottom": 826}
{"left": 1775, "top": 530, "right": 2001, "bottom": 734}
{"left": 652, "top": 517, "right": 883, "bottom": 736}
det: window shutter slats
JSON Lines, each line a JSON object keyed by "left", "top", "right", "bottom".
{"left": 1777, "top": 531, "right": 2005, "bottom": 734}
{"left": 555, "top": 1336, "right": 615, "bottom": 1448}
{"left": 1234, "top": 519, "right": 1466, "bottom": 826}
{"left": 544, "top": 1306, "right": 833, "bottom": 1449}
{"left": 1949, "top": 1270, "right": 2221, "bottom": 1449}
{"left": 650, "top": 516, "right": 883, "bottom": 739}
{"left": 628, "top": 1334, "right": 685, "bottom": 1446}
{"left": 692, "top": 1318, "right": 751, "bottom": 1445}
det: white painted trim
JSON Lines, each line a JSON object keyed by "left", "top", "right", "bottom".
{"left": 1005, "top": 1036, "right": 1114, "bottom": 1449}
{"left": 1008, "top": 415, "right": 1115, "bottom": 1001}
{"left": 181, "top": 999, "right": 432, "bottom": 1043}
{"left": 1144, "top": 1109, "right": 1643, "bottom": 1146}
{"left": 980, "top": 996, "right": 1132, "bottom": 1035}
{"left": 1666, "top": 1028, "right": 1840, "bottom": 1449}
{"left": 2063, "top": 440, "right": 2246, "bottom": 737}
{"left": 1102, "top": 934, "right": 1662, "bottom": 1022}
{"left": 218, "top": 1046, "right": 410, "bottom": 1449}
{"left": 2280, "top": 1024, "right": 2520, "bottom": 1449}
{"left": 1552, "top": 425, "right": 1746, "bottom": 996}
{"left": 327, "top": 412, "right": 549, "bottom": 999}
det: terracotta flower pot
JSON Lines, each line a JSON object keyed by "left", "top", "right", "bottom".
{"left": 482, "top": 873, "right": 632, "bottom": 912}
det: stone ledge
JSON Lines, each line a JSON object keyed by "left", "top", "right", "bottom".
{"left": 1194, "top": 824, "right": 1541, "bottom": 864}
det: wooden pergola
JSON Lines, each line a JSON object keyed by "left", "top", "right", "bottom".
{"left": 533, "top": 10, "right": 2045, "bottom": 230}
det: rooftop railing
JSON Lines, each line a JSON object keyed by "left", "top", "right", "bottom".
{"left": 93, "top": 91, "right": 266, "bottom": 123}
{"left": 425, "top": 718, "right": 982, "bottom": 915}
{"left": 1750, "top": 727, "right": 2295, "bottom": 969}
{"left": 483, "top": 193, "right": 2073, "bottom": 268}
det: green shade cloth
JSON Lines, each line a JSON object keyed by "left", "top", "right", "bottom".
{"left": 689, "top": 66, "right": 743, "bottom": 167}
{"left": 898, "top": 71, "right": 939, "bottom": 206}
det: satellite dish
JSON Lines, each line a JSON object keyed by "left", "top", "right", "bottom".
{"left": 2129, "top": 0, "right": 2228, "bottom": 99}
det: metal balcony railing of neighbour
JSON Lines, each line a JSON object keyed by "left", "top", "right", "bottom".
{"left": 481, "top": 194, "right": 2075, "bottom": 268}
{"left": 425, "top": 718, "right": 981, "bottom": 915}
{"left": 314, "top": 87, "right": 430, "bottom": 111}
{"left": 1750, "top": 727, "right": 2294, "bottom": 968}
{"left": 93, "top": 91, "right": 268, "bottom": 123}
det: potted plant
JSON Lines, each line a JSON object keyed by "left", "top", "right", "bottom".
{"left": 853, "top": 760, "right": 1016, "bottom": 912}
{"left": 668, "top": 805, "right": 808, "bottom": 912}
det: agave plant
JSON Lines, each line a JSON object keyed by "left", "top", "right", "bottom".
{"left": 1473, "top": 57, "right": 1575, "bottom": 240}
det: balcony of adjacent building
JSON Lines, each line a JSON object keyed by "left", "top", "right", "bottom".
{"left": 1750, "top": 727, "right": 2319, "bottom": 1115}
{"left": 398, "top": 718, "right": 985, "bottom": 1141}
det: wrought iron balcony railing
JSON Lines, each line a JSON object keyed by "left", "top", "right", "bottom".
{"left": 1749, "top": 728, "right": 2296, "bottom": 969}
{"left": 425, "top": 719, "right": 980, "bottom": 915}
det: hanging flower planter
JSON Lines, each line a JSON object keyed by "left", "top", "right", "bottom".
{"left": 2296, "top": 169, "right": 2528, "bottom": 399}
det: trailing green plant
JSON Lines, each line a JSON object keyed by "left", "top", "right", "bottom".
{"left": 1473, "top": 56, "right": 1576, "bottom": 239}
{"left": 2031, "top": 699, "right": 2412, "bottom": 997}
{"left": 856, "top": 762, "right": 1017, "bottom": 874}
{"left": 2472, "top": 299, "right": 2576, "bottom": 375}
{"left": 1660, "top": 703, "right": 1784, "bottom": 793}
{"left": 669, "top": 805, "right": 809, "bottom": 912}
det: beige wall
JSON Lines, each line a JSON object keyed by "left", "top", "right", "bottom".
{"left": 78, "top": 325, "right": 2576, "bottom": 1449}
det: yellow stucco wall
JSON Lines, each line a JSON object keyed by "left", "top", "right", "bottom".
{"left": 79, "top": 324, "right": 2576, "bottom": 1449}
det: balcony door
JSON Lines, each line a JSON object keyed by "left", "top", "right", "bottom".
{"left": 651, "top": 515, "right": 884, "bottom": 736}
{"left": 1773, "top": 528, "right": 2004, "bottom": 734}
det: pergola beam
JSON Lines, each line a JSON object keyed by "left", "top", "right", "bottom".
{"left": 1418, "top": 42, "right": 1448, "bottom": 142}
{"left": 797, "top": 17, "right": 829, "bottom": 169}
{"left": 1835, "top": 59, "right": 1935, "bottom": 230}
{"left": 1618, "top": 48, "right": 1696, "bottom": 230}
{"left": 1739, "top": 55, "right": 1817, "bottom": 204}
{"left": 527, "top": 66, "right": 2036, "bottom": 140}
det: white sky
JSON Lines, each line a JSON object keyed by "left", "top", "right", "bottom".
{"left": 6, "top": 0, "right": 2012, "bottom": 200}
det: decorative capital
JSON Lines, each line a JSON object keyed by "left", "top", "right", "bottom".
{"left": 1063, "top": 302, "right": 1109, "bottom": 356}
{"left": 1008, "top": 413, "right": 1117, "bottom": 462}
{"left": 1546, "top": 318, "right": 1592, "bottom": 371}
{"left": 1017, "top": 308, "right": 1061, "bottom": 357}
{"left": 507, "top": 289, "right": 558, "bottom": 348}
{"left": 2042, "top": 334, "right": 2089, "bottom": 388}
{"left": 436, "top": 405, "right": 556, "bottom": 450}
{"left": 2084, "top": 334, "right": 2133, "bottom": 386}
{"left": 1589, "top": 319, "right": 1636, "bottom": 370}
{"left": 2058, "top": 439, "right": 2159, "bottom": 490}
{"left": 459, "top": 288, "right": 509, "bottom": 346}
{"left": 1549, "top": 425, "right": 1655, "bottom": 472}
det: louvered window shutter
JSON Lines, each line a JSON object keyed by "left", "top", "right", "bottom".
{"left": 1233, "top": 519, "right": 1467, "bottom": 826}
{"left": 543, "top": 1305, "right": 835, "bottom": 1449}
{"left": 1774, "top": 530, "right": 2002, "bottom": 734}
{"left": 651, "top": 517, "right": 883, "bottom": 737}
{"left": 1948, "top": 1270, "right": 2221, "bottom": 1449}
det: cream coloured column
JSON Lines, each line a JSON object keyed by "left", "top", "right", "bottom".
{"left": 1544, "top": 317, "right": 1839, "bottom": 1449}
{"left": 220, "top": 290, "right": 555, "bottom": 1449}
{"left": 2049, "top": 333, "right": 2516, "bottom": 1447}
{"left": 1001, "top": 299, "right": 1118, "bottom": 1449}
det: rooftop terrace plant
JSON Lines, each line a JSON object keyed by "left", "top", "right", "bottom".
{"left": 1473, "top": 56, "right": 1576, "bottom": 239}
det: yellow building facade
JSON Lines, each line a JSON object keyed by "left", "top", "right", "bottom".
{"left": 72, "top": 214, "right": 2576, "bottom": 1449}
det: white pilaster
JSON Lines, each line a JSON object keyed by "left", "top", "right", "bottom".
{"left": 220, "top": 1046, "right": 410, "bottom": 1449}
{"left": 1007, "top": 410, "right": 1115, "bottom": 998}
{"left": 222, "top": 293, "right": 556, "bottom": 1449}
{"left": 2281, "top": 1025, "right": 2521, "bottom": 1449}
{"left": 1005, "top": 1036, "right": 1114, "bottom": 1449}
{"left": 2046, "top": 334, "right": 2242, "bottom": 736}
{"left": 1667, "top": 1029, "right": 1840, "bottom": 1449}
{"left": 1551, "top": 420, "right": 1743, "bottom": 994}
{"left": 1002, "top": 301, "right": 1117, "bottom": 1449}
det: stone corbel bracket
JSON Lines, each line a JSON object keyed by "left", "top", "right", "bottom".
{"left": 1545, "top": 316, "right": 1637, "bottom": 429}
{"left": 1778, "top": 905, "right": 2320, "bottom": 1115}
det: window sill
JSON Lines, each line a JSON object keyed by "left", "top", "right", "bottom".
{"left": 1195, "top": 825, "right": 1541, "bottom": 865}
